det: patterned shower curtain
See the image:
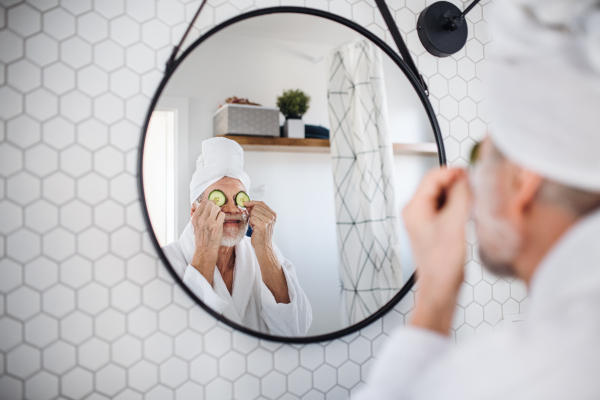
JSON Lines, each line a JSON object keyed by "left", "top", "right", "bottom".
{"left": 327, "top": 39, "right": 403, "bottom": 325}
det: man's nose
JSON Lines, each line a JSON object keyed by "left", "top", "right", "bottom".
{"left": 221, "top": 198, "right": 239, "bottom": 213}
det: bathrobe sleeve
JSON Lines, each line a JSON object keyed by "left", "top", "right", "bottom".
{"left": 259, "top": 244, "right": 313, "bottom": 337}
{"left": 182, "top": 266, "right": 229, "bottom": 314}
{"left": 162, "top": 240, "right": 229, "bottom": 314}
{"left": 353, "top": 326, "right": 452, "bottom": 400}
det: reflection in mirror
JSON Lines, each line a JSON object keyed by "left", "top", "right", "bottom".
{"left": 143, "top": 13, "right": 439, "bottom": 337}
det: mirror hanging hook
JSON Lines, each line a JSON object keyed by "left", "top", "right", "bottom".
{"left": 445, "top": 0, "right": 481, "bottom": 31}
{"left": 165, "top": 0, "right": 209, "bottom": 74}
{"left": 374, "top": 0, "right": 429, "bottom": 95}
{"left": 417, "top": 0, "right": 480, "bottom": 58}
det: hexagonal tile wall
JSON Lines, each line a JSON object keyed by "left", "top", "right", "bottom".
{"left": 0, "top": 0, "right": 526, "bottom": 398}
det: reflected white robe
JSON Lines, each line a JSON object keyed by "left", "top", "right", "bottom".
{"left": 162, "top": 223, "right": 312, "bottom": 337}
{"left": 355, "top": 209, "right": 600, "bottom": 400}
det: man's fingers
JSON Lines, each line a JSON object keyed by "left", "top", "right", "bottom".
{"left": 415, "top": 168, "right": 464, "bottom": 202}
{"left": 410, "top": 168, "right": 466, "bottom": 215}
{"left": 245, "top": 201, "right": 276, "bottom": 218}
{"left": 249, "top": 215, "right": 257, "bottom": 228}
{"left": 249, "top": 211, "right": 268, "bottom": 228}
{"left": 194, "top": 200, "right": 207, "bottom": 220}
{"left": 208, "top": 202, "right": 221, "bottom": 221}
{"left": 247, "top": 202, "right": 276, "bottom": 220}
{"left": 249, "top": 215, "right": 267, "bottom": 230}
{"left": 216, "top": 210, "right": 226, "bottom": 225}
{"left": 443, "top": 176, "right": 471, "bottom": 217}
{"left": 250, "top": 206, "right": 274, "bottom": 222}
{"left": 199, "top": 201, "right": 210, "bottom": 219}
{"left": 201, "top": 201, "right": 218, "bottom": 221}
{"left": 251, "top": 211, "right": 271, "bottom": 225}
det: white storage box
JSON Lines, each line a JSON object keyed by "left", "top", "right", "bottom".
{"left": 213, "top": 104, "right": 280, "bottom": 137}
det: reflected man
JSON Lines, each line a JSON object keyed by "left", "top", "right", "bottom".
{"left": 163, "top": 137, "right": 312, "bottom": 336}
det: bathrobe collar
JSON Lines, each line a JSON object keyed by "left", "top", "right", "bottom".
{"left": 528, "top": 208, "right": 600, "bottom": 320}
{"left": 179, "top": 221, "right": 256, "bottom": 323}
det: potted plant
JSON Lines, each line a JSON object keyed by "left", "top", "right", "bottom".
{"left": 277, "top": 89, "right": 311, "bottom": 139}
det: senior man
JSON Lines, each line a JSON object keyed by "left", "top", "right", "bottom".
{"left": 163, "top": 137, "right": 312, "bottom": 336}
{"left": 355, "top": 0, "right": 600, "bottom": 398}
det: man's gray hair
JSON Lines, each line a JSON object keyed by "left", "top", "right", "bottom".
{"left": 193, "top": 192, "right": 204, "bottom": 207}
{"left": 537, "top": 181, "right": 600, "bottom": 217}
{"left": 492, "top": 144, "right": 600, "bottom": 217}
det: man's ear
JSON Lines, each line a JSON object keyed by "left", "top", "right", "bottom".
{"left": 190, "top": 203, "right": 197, "bottom": 218}
{"left": 508, "top": 165, "right": 543, "bottom": 219}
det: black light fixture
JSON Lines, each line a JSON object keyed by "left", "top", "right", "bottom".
{"left": 417, "top": 0, "right": 481, "bottom": 57}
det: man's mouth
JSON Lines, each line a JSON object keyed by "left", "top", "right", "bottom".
{"left": 222, "top": 212, "right": 247, "bottom": 226}
{"left": 223, "top": 216, "right": 245, "bottom": 225}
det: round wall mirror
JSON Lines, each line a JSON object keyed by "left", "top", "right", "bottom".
{"left": 139, "top": 7, "right": 445, "bottom": 343}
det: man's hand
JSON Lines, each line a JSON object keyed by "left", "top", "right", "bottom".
{"left": 245, "top": 201, "right": 290, "bottom": 304}
{"left": 190, "top": 198, "right": 226, "bottom": 285}
{"left": 245, "top": 201, "right": 277, "bottom": 253}
{"left": 403, "top": 168, "right": 470, "bottom": 335}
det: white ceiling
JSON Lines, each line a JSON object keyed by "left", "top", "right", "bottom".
{"left": 217, "top": 13, "right": 361, "bottom": 51}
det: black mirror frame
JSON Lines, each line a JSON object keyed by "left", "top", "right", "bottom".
{"left": 137, "top": 6, "right": 447, "bottom": 344}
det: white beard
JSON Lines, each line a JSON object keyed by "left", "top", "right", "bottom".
{"left": 220, "top": 211, "right": 249, "bottom": 247}
{"left": 472, "top": 162, "right": 522, "bottom": 277}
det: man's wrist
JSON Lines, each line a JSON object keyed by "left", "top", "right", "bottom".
{"left": 410, "top": 282, "right": 460, "bottom": 335}
{"left": 410, "top": 302, "right": 455, "bottom": 335}
{"left": 253, "top": 242, "right": 271, "bottom": 255}
{"left": 254, "top": 246, "right": 279, "bottom": 268}
{"left": 190, "top": 247, "right": 217, "bottom": 279}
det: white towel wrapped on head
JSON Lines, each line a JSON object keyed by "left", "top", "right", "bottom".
{"left": 189, "top": 137, "right": 251, "bottom": 204}
{"left": 487, "top": 0, "right": 600, "bottom": 192}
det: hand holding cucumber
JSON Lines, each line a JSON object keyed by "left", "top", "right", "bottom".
{"left": 244, "top": 201, "right": 277, "bottom": 254}
{"left": 402, "top": 168, "right": 470, "bottom": 335}
{"left": 189, "top": 197, "right": 226, "bottom": 282}
{"left": 245, "top": 200, "right": 289, "bottom": 303}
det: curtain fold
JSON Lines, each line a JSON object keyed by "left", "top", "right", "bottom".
{"left": 327, "top": 39, "right": 403, "bottom": 325}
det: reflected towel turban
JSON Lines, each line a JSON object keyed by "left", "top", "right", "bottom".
{"left": 189, "top": 137, "right": 251, "bottom": 205}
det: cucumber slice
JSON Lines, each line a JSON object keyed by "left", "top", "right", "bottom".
{"left": 208, "top": 190, "right": 227, "bottom": 206}
{"left": 235, "top": 191, "right": 250, "bottom": 207}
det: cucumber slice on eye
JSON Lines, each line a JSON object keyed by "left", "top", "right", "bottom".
{"left": 235, "top": 191, "right": 250, "bottom": 207}
{"left": 208, "top": 190, "right": 227, "bottom": 206}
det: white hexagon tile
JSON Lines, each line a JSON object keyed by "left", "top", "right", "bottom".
{"left": 0, "top": 0, "right": 527, "bottom": 399}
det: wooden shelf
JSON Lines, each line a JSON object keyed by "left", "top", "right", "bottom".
{"left": 219, "top": 135, "right": 438, "bottom": 156}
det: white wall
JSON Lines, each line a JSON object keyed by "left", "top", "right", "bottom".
{"left": 0, "top": 1, "right": 524, "bottom": 399}
{"left": 244, "top": 151, "right": 342, "bottom": 335}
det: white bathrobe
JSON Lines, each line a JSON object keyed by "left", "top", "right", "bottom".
{"left": 163, "top": 223, "right": 312, "bottom": 337}
{"left": 355, "top": 209, "right": 600, "bottom": 399}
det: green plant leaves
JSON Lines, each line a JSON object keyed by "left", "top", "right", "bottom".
{"left": 276, "top": 89, "right": 311, "bottom": 118}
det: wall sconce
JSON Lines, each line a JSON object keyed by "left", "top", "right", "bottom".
{"left": 417, "top": 0, "right": 482, "bottom": 57}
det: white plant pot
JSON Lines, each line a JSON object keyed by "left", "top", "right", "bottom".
{"left": 283, "top": 119, "right": 305, "bottom": 139}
